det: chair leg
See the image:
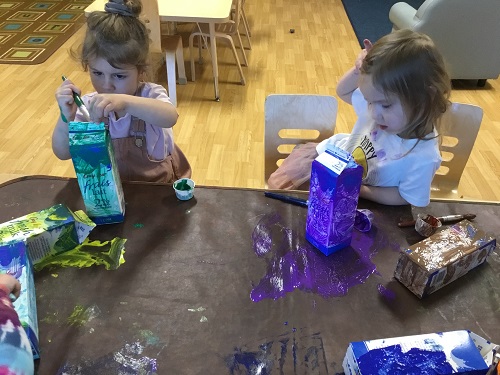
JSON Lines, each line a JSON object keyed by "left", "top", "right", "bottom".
{"left": 165, "top": 50, "right": 177, "bottom": 107}
{"left": 235, "top": 31, "right": 248, "bottom": 67}
{"left": 175, "top": 36, "right": 187, "bottom": 85}
{"left": 241, "top": 9, "right": 252, "bottom": 49}
{"left": 188, "top": 32, "right": 197, "bottom": 82}
{"left": 225, "top": 36, "right": 246, "bottom": 85}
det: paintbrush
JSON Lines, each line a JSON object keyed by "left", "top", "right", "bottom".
{"left": 398, "top": 214, "right": 476, "bottom": 228}
{"left": 264, "top": 192, "right": 308, "bottom": 207}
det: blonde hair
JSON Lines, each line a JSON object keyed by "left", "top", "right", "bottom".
{"left": 75, "top": 0, "right": 150, "bottom": 73}
{"left": 361, "top": 29, "right": 451, "bottom": 139}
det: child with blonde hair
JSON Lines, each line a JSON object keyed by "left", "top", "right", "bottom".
{"left": 269, "top": 29, "right": 451, "bottom": 207}
{"left": 53, "top": 0, "right": 191, "bottom": 183}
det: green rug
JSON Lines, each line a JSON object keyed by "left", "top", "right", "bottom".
{"left": 0, "top": 0, "right": 92, "bottom": 65}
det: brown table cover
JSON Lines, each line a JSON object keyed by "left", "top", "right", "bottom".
{"left": 0, "top": 177, "right": 499, "bottom": 374}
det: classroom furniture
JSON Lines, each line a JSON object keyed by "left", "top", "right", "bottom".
{"left": 189, "top": 0, "right": 247, "bottom": 85}
{"left": 232, "top": 0, "right": 252, "bottom": 50}
{"left": 431, "top": 102, "right": 483, "bottom": 200}
{"left": 85, "top": 0, "right": 234, "bottom": 100}
{"left": 1, "top": 176, "right": 498, "bottom": 373}
{"left": 141, "top": 0, "right": 187, "bottom": 107}
{"left": 264, "top": 94, "right": 338, "bottom": 185}
{"left": 389, "top": 0, "right": 500, "bottom": 86}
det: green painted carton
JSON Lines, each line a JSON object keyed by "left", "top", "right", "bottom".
{"left": 69, "top": 122, "right": 125, "bottom": 225}
{"left": 0, "top": 241, "right": 40, "bottom": 359}
{"left": 0, "top": 204, "right": 95, "bottom": 265}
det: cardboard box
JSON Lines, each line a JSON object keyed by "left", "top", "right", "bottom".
{"left": 394, "top": 220, "right": 496, "bottom": 298}
{"left": 0, "top": 204, "right": 95, "bottom": 265}
{"left": 305, "top": 147, "right": 363, "bottom": 255}
{"left": 343, "top": 330, "right": 489, "bottom": 375}
{"left": 0, "top": 241, "right": 40, "bottom": 359}
{"left": 69, "top": 121, "right": 125, "bottom": 225}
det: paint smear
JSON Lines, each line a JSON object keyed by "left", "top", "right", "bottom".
{"left": 57, "top": 340, "right": 157, "bottom": 374}
{"left": 187, "top": 307, "right": 206, "bottom": 312}
{"left": 139, "top": 330, "right": 160, "bottom": 346}
{"left": 134, "top": 223, "right": 144, "bottom": 228}
{"left": 377, "top": 283, "right": 396, "bottom": 300}
{"left": 225, "top": 329, "right": 329, "bottom": 374}
{"left": 67, "top": 304, "right": 101, "bottom": 327}
{"left": 251, "top": 213, "right": 380, "bottom": 302}
{"left": 34, "top": 237, "right": 126, "bottom": 272}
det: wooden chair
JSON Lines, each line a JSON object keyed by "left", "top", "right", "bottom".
{"left": 431, "top": 102, "right": 483, "bottom": 199}
{"left": 189, "top": 0, "right": 247, "bottom": 85}
{"left": 264, "top": 94, "right": 338, "bottom": 185}
{"left": 141, "top": 0, "right": 187, "bottom": 107}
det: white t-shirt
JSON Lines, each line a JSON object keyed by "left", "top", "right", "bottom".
{"left": 317, "top": 89, "right": 441, "bottom": 207}
{"left": 76, "top": 82, "right": 174, "bottom": 161}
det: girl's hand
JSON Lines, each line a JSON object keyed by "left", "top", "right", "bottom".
{"left": 88, "top": 93, "right": 129, "bottom": 122}
{"left": 55, "top": 80, "right": 81, "bottom": 123}
{"left": 355, "top": 39, "right": 373, "bottom": 73}
{"left": 0, "top": 274, "right": 21, "bottom": 299}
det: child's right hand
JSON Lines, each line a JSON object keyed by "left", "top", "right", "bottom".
{"left": 0, "top": 274, "right": 21, "bottom": 299}
{"left": 55, "top": 79, "right": 81, "bottom": 123}
{"left": 355, "top": 39, "right": 373, "bottom": 73}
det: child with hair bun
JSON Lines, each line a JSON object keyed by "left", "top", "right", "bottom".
{"left": 53, "top": 0, "right": 191, "bottom": 183}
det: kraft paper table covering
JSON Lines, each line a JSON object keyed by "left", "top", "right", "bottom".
{"left": 0, "top": 177, "right": 498, "bottom": 374}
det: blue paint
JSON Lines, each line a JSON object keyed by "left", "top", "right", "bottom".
{"left": 377, "top": 283, "right": 396, "bottom": 300}
{"left": 358, "top": 345, "right": 454, "bottom": 374}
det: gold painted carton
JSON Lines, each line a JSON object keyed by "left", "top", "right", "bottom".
{"left": 394, "top": 220, "right": 496, "bottom": 298}
{"left": 0, "top": 204, "right": 95, "bottom": 265}
{"left": 0, "top": 241, "right": 40, "bottom": 359}
{"left": 69, "top": 121, "right": 125, "bottom": 225}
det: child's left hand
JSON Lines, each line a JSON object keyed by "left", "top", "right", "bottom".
{"left": 88, "top": 93, "right": 129, "bottom": 122}
{"left": 0, "top": 274, "right": 21, "bottom": 300}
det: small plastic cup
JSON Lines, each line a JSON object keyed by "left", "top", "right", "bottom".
{"left": 415, "top": 213, "right": 442, "bottom": 237}
{"left": 173, "top": 178, "right": 195, "bottom": 201}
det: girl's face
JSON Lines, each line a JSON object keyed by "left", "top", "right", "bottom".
{"left": 358, "top": 74, "right": 407, "bottom": 135}
{"left": 88, "top": 57, "right": 142, "bottom": 95}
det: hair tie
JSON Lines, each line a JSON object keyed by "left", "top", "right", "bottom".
{"left": 105, "top": 0, "right": 135, "bottom": 17}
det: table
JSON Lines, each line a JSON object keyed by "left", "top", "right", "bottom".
{"left": 1, "top": 177, "right": 499, "bottom": 374}
{"left": 85, "top": 0, "right": 233, "bottom": 101}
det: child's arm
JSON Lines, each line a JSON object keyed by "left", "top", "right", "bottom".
{"left": 52, "top": 80, "right": 80, "bottom": 160}
{"left": 89, "top": 94, "right": 178, "bottom": 128}
{"left": 337, "top": 39, "right": 372, "bottom": 104}
{"left": 359, "top": 185, "right": 409, "bottom": 206}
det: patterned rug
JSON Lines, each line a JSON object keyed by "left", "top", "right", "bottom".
{"left": 0, "top": 0, "right": 92, "bottom": 65}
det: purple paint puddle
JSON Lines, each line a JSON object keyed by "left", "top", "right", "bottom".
{"left": 251, "top": 213, "right": 379, "bottom": 302}
{"left": 377, "top": 283, "right": 396, "bottom": 300}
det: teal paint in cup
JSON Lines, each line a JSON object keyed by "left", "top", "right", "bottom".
{"left": 173, "top": 178, "right": 195, "bottom": 200}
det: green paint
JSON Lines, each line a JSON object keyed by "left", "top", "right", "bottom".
{"left": 133, "top": 223, "right": 144, "bottom": 228}
{"left": 41, "top": 311, "right": 59, "bottom": 324}
{"left": 34, "top": 237, "right": 126, "bottom": 271}
{"left": 67, "top": 305, "right": 90, "bottom": 326}
{"left": 174, "top": 179, "right": 191, "bottom": 191}
{"left": 140, "top": 330, "right": 160, "bottom": 346}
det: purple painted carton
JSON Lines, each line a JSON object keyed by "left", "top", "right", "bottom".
{"left": 306, "top": 147, "right": 363, "bottom": 255}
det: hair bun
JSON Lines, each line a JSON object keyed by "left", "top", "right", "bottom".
{"left": 105, "top": 0, "right": 141, "bottom": 17}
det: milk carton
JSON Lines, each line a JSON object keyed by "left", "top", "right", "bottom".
{"left": 0, "top": 241, "right": 40, "bottom": 359}
{"left": 306, "top": 147, "right": 363, "bottom": 255}
{"left": 69, "top": 121, "right": 125, "bottom": 225}
{"left": 0, "top": 204, "right": 95, "bottom": 265}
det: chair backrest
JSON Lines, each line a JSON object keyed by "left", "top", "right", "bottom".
{"left": 411, "top": 0, "right": 500, "bottom": 79}
{"left": 431, "top": 102, "right": 483, "bottom": 199}
{"left": 264, "top": 94, "right": 338, "bottom": 183}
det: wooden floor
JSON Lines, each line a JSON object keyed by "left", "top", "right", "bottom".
{"left": 0, "top": 0, "right": 499, "bottom": 200}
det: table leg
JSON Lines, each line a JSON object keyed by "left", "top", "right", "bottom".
{"left": 209, "top": 22, "right": 220, "bottom": 101}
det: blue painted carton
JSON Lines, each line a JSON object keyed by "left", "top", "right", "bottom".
{"left": 69, "top": 122, "right": 125, "bottom": 225}
{"left": 0, "top": 241, "right": 40, "bottom": 359}
{"left": 343, "top": 330, "right": 491, "bottom": 375}
{"left": 305, "top": 147, "right": 363, "bottom": 255}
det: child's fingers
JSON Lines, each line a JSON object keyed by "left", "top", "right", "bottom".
{"left": 363, "top": 39, "right": 373, "bottom": 51}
